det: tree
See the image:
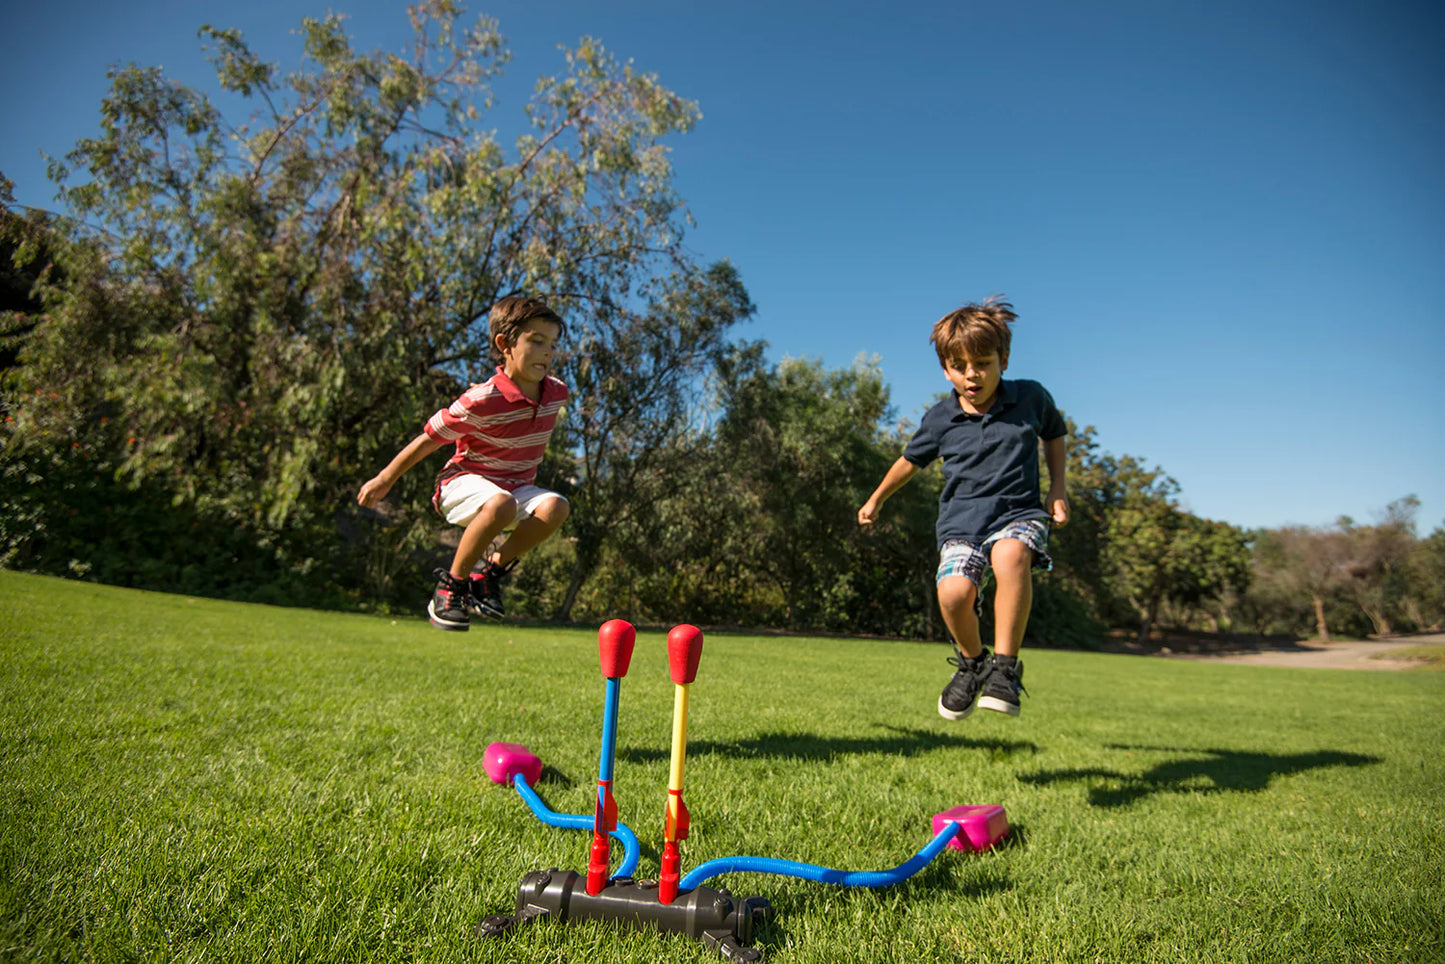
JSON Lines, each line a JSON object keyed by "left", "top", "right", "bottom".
{"left": 713, "top": 355, "right": 898, "bottom": 630}
{"left": 547, "top": 262, "right": 754, "bottom": 619}
{"left": 0, "top": 177, "right": 60, "bottom": 391}
{"left": 1338, "top": 496, "right": 1419, "bottom": 636}
{"left": 509, "top": 349, "right": 943, "bottom": 636}
{"left": 3, "top": 3, "right": 750, "bottom": 610}
{"left": 1251, "top": 525, "right": 1352, "bottom": 640}
{"left": 1165, "top": 515, "right": 1252, "bottom": 629}
{"left": 1046, "top": 421, "right": 1131, "bottom": 623}
{"left": 1098, "top": 463, "right": 1249, "bottom": 645}
{"left": 1405, "top": 523, "right": 1445, "bottom": 631}
{"left": 854, "top": 414, "right": 946, "bottom": 640}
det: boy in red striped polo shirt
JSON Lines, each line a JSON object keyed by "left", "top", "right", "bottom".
{"left": 358, "top": 297, "right": 571, "bottom": 630}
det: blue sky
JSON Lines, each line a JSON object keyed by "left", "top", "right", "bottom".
{"left": 3, "top": 0, "right": 1442, "bottom": 533}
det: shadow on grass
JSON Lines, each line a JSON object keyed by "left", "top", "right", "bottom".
{"left": 1018, "top": 744, "right": 1382, "bottom": 808}
{"left": 537, "top": 765, "right": 578, "bottom": 788}
{"left": 994, "top": 820, "right": 1028, "bottom": 852}
{"left": 618, "top": 724, "right": 1039, "bottom": 765}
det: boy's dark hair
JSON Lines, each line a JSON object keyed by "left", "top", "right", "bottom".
{"left": 931, "top": 296, "right": 1017, "bottom": 368}
{"left": 489, "top": 296, "right": 565, "bottom": 365}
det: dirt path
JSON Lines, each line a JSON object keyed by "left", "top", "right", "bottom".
{"left": 1170, "top": 632, "right": 1445, "bottom": 670}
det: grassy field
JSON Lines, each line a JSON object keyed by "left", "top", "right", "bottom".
{"left": 2, "top": 570, "right": 1441, "bottom": 963}
{"left": 1378, "top": 645, "right": 1445, "bottom": 666}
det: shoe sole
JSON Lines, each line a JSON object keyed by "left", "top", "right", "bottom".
{"left": 466, "top": 603, "right": 505, "bottom": 620}
{"left": 937, "top": 697, "right": 977, "bottom": 721}
{"left": 977, "top": 695, "right": 1020, "bottom": 716}
{"left": 428, "top": 600, "right": 470, "bottom": 631}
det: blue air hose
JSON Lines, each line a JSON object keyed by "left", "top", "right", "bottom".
{"left": 512, "top": 773, "right": 641, "bottom": 879}
{"left": 677, "top": 820, "right": 961, "bottom": 891}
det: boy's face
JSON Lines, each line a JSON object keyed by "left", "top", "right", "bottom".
{"left": 944, "top": 350, "right": 1008, "bottom": 413}
{"left": 497, "top": 318, "right": 561, "bottom": 386}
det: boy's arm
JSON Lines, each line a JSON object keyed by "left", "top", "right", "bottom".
{"left": 358, "top": 433, "right": 447, "bottom": 507}
{"left": 858, "top": 457, "right": 920, "bottom": 525}
{"left": 1043, "top": 436, "right": 1068, "bottom": 528}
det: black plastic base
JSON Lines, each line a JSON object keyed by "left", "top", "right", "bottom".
{"left": 477, "top": 869, "right": 774, "bottom": 962}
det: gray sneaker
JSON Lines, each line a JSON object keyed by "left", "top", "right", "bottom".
{"left": 427, "top": 569, "right": 471, "bottom": 631}
{"left": 467, "top": 559, "right": 517, "bottom": 619}
{"left": 978, "top": 656, "right": 1026, "bottom": 716}
{"left": 938, "top": 647, "right": 992, "bottom": 720}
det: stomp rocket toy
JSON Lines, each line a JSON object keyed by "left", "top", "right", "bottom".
{"left": 476, "top": 619, "right": 1009, "bottom": 961}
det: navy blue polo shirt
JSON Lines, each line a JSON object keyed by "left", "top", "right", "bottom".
{"left": 903, "top": 379, "right": 1066, "bottom": 548}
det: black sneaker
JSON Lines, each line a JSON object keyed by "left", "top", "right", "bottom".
{"left": 978, "top": 656, "right": 1026, "bottom": 716}
{"left": 938, "top": 647, "right": 992, "bottom": 720}
{"left": 428, "top": 569, "right": 471, "bottom": 631}
{"left": 467, "top": 559, "right": 516, "bottom": 619}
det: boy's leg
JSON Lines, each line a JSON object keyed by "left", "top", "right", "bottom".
{"left": 978, "top": 536, "right": 1034, "bottom": 715}
{"left": 431, "top": 474, "right": 522, "bottom": 629}
{"left": 987, "top": 538, "right": 1034, "bottom": 658}
{"left": 490, "top": 496, "right": 570, "bottom": 566}
{"left": 937, "top": 575, "right": 984, "bottom": 659}
{"left": 429, "top": 492, "right": 517, "bottom": 629}
{"left": 471, "top": 492, "right": 570, "bottom": 620}
{"left": 936, "top": 545, "right": 992, "bottom": 720}
{"left": 451, "top": 493, "right": 519, "bottom": 579}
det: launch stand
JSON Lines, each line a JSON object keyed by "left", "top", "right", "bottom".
{"left": 477, "top": 621, "right": 1009, "bottom": 961}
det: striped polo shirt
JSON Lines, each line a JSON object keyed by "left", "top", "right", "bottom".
{"left": 425, "top": 368, "right": 568, "bottom": 497}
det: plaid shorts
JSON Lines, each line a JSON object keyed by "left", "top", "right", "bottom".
{"left": 936, "top": 519, "right": 1053, "bottom": 587}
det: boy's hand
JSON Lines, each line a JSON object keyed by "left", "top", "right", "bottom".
{"left": 857, "top": 500, "right": 880, "bottom": 526}
{"left": 1047, "top": 489, "right": 1069, "bottom": 528}
{"left": 357, "top": 475, "right": 392, "bottom": 508}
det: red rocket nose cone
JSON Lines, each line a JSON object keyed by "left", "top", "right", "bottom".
{"left": 667, "top": 624, "right": 703, "bottom": 684}
{"left": 598, "top": 619, "right": 637, "bottom": 678}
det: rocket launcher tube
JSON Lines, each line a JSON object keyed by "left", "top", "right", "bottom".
{"left": 588, "top": 675, "right": 623, "bottom": 894}
{"left": 658, "top": 625, "right": 703, "bottom": 904}
{"left": 588, "top": 621, "right": 636, "bottom": 896}
{"left": 658, "top": 684, "right": 693, "bottom": 902}
{"left": 668, "top": 682, "right": 691, "bottom": 794}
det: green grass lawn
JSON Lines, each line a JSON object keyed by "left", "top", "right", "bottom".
{"left": 2, "top": 571, "right": 1442, "bottom": 963}
{"left": 1377, "top": 645, "right": 1445, "bottom": 667}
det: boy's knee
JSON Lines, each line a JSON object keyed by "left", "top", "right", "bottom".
{"left": 937, "top": 576, "right": 979, "bottom": 615}
{"left": 484, "top": 492, "right": 520, "bottom": 523}
{"left": 990, "top": 538, "right": 1033, "bottom": 576}
{"left": 538, "top": 496, "right": 570, "bottom": 524}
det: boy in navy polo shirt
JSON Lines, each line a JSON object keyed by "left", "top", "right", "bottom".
{"left": 859, "top": 297, "right": 1067, "bottom": 719}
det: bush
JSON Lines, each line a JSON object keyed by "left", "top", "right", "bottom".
{"left": 0, "top": 444, "right": 349, "bottom": 610}
{"left": 1025, "top": 580, "right": 1108, "bottom": 649}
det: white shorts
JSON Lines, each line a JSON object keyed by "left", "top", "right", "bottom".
{"left": 436, "top": 474, "right": 567, "bottom": 527}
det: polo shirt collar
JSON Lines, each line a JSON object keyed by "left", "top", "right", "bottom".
{"left": 952, "top": 379, "right": 1018, "bottom": 418}
{"left": 492, "top": 367, "right": 562, "bottom": 405}
{"left": 997, "top": 379, "right": 1019, "bottom": 407}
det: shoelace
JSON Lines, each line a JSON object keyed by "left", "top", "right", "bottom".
{"left": 993, "top": 663, "right": 1029, "bottom": 696}
{"left": 478, "top": 559, "right": 517, "bottom": 586}
{"left": 436, "top": 571, "right": 467, "bottom": 606}
{"left": 946, "top": 651, "right": 987, "bottom": 673}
